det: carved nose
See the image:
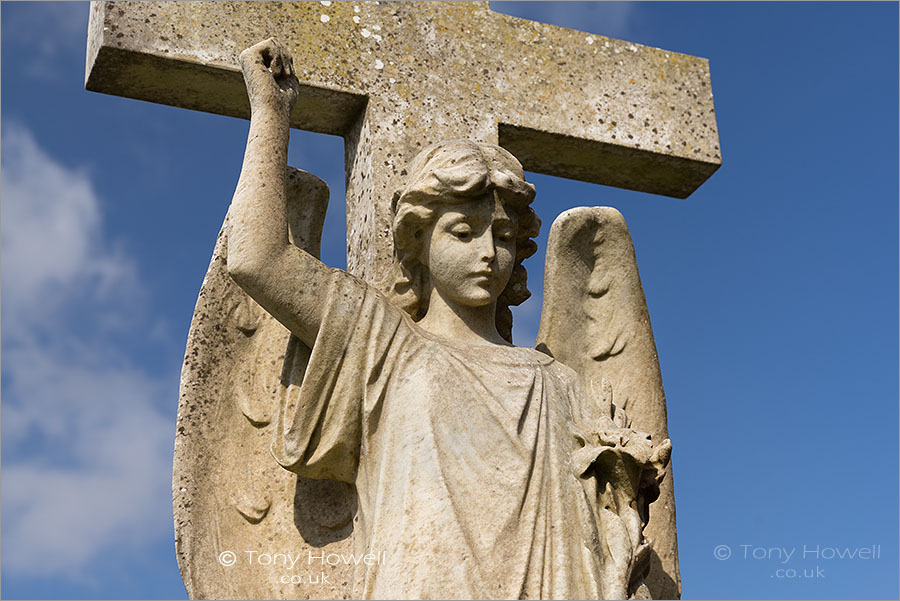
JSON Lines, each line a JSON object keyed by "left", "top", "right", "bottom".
{"left": 480, "top": 230, "right": 496, "bottom": 264}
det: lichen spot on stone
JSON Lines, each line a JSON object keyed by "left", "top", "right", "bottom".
{"left": 320, "top": 14, "right": 330, "bottom": 23}
{"left": 586, "top": 36, "right": 595, "bottom": 45}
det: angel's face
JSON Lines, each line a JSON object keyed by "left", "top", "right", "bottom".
{"left": 422, "top": 192, "right": 517, "bottom": 308}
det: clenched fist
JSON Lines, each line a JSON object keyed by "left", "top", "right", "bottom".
{"left": 239, "top": 38, "right": 299, "bottom": 117}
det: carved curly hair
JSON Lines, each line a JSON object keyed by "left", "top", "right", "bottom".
{"left": 386, "top": 139, "right": 541, "bottom": 342}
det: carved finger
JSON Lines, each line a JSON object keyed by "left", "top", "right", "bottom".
{"left": 286, "top": 54, "right": 295, "bottom": 77}
{"left": 257, "top": 39, "right": 275, "bottom": 62}
{"left": 270, "top": 51, "right": 284, "bottom": 77}
{"left": 239, "top": 43, "right": 266, "bottom": 71}
{"left": 238, "top": 47, "right": 252, "bottom": 69}
{"left": 264, "top": 37, "right": 281, "bottom": 56}
{"left": 650, "top": 439, "right": 672, "bottom": 470}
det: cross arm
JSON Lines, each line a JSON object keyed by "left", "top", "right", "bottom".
{"left": 499, "top": 124, "right": 718, "bottom": 199}
{"left": 86, "top": 1, "right": 722, "bottom": 198}
{"left": 85, "top": 2, "right": 366, "bottom": 136}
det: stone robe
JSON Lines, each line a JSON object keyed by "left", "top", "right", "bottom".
{"left": 273, "top": 270, "right": 605, "bottom": 599}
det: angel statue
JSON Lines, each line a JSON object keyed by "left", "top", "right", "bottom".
{"left": 173, "top": 39, "right": 675, "bottom": 601}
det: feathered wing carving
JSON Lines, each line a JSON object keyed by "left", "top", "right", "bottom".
{"left": 176, "top": 191, "right": 679, "bottom": 599}
{"left": 537, "top": 206, "right": 681, "bottom": 600}
{"left": 174, "top": 168, "right": 355, "bottom": 600}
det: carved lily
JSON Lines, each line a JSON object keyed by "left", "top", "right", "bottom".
{"left": 573, "top": 379, "right": 672, "bottom": 600}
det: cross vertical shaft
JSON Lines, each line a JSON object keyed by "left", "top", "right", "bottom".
{"left": 86, "top": 3, "right": 721, "bottom": 596}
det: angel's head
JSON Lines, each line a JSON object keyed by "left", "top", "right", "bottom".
{"left": 388, "top": 139, "right": 541, "bottom": 342}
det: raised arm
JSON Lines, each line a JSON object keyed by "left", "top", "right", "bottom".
{"left": 227, "top": 38, "right": 331, "bottom": 348}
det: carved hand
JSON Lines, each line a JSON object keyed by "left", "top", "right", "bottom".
{"left": 570, "top": 379, "right": 672, "bottom": 598}
{"left": 239, "top": 38, "right": 300, "bottom": 118}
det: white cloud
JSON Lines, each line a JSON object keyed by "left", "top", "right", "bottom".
{"left": 2, "top": 2, "right": 90, "bottom": 83}
{"left": 2, "top": 125, "right": 137, "bottom": 336}
{"left": 1, "top": 125, "right": 174, "bottom": 576}
{"left": 6, "top": 3, "right": 89, "bottom": 51}
{"left": 591, "top": 2, "right": 639, "bottom": 41}
{"left": 1, "top": 351, "right": 173, "bottom": 575}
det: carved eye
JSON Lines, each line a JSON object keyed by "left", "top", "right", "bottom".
{"left": 495, "top": 229, "right": 514, "bottom": 243}
{"left": 451, "top": 225, "right": 473, "bottom": 240}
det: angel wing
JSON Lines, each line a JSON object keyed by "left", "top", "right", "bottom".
{"left": 536, "top": 206, "right": 681, "bottom": 600}
{"left": 174, "top": 168, "right": 356, "bottom": 600}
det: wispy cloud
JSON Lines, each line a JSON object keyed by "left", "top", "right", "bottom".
{"left": 2, "top": 2, "right": 91, "bottom": 82}
{"left": 492, "top": 1, "right": 641, "bottom": 42}
{"left": 1, "top": 125, "right": 174, "bottom": 577}
{"left": 547, "top": 1, "right": 638, "bottom": 41}
{"left": 1, "top": 125, "right": 137, "bottom": 335}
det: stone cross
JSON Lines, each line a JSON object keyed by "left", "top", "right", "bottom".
{"left": 86, "top": 1, "right": 719, "bottom": 283}
{"left": 87, "top": 3, "right": 721, "bottom": 598}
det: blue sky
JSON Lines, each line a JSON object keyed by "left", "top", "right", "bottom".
{"left": 1, "top": 2, "right": 897, "bottom": 599}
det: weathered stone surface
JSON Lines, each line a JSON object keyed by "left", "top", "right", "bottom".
{"left": 222, "top": 42, "right": 674, "bottom": 593}
{"left": 174, "top": 169, "right": 359, "bottom": 600}
{"left": 538, "top": 206, "right": 679, "bottom": 599}
{"left": 87, "top": 1, "right": 720, "bottom": 284}
{"left": 84, "top": 4, "right": 716, "bottom": 598}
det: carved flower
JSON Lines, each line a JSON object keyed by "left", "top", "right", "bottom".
{"left": 571, "top": 379, "right": 673, "bottom": 599}
{"left": 572, "top": 378, "right": 672, "bottom": 502}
